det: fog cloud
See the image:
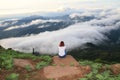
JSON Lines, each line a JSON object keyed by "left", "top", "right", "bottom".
{"left": 4, "top": 19, "right": 61, "bottom": 31}
{"left": 0, "top": 9, "right": 120, "bottom": 54}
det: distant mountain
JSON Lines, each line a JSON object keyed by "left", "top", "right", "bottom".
{"left": 0, "top": 9, "right": 120, "bottom": 55}
{"left": 0, "top": 13, "right": 96, "bottom": 39}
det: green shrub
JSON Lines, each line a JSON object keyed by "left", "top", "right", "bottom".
{"left": 36, "top": 61, "right": 49, "bottom": 69}
{"left": 115, "top": 74, "right": 120, "bottom": 80}
{"left": 79, "top": 60, "right": 94, "bottom": 66}
{"left": 25, "top": 65, "right": 32, "bottom": 71}
{"left": 25, "top": 74, "right": 30, "bottom": 79}
{"left": 0, "top": 54, "right": 14, "bottom": 69}
{"left": 78, "top": 60, "right": 115, "bottom": 80}
{"left": 6, "top": 73, "right": 19, "bottom": 80}
{"left": 40, "top": 55, "right": 52, "bottom": 63}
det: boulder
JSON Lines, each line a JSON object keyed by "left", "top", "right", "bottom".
{"left": 110, "top": 64, "right": 120, "bottom": 75}
{"left": 43, "top": 55, "right": 91, "bottom": 80}
{"left": 52, "top": 55, "right": 79, "bottom": 66}
{"left": 43, "top": 66, "right": 84, "bottom": 80}
{"left": 80, "top": 65, "right": 91, "bottom": 74}
{"left": 14, "top": 59, "right": 35, "bottom": 70}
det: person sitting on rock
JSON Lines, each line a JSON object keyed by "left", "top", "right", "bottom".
{"left": 58, "top": 41, "right": 66, "bottom": 58}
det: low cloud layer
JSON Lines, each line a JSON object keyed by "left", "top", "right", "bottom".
{"left": 3, "top": 19, "right": 61, "bottom": 31}
{"left": 0, "top": 9, "right": 120, "bottom": 54}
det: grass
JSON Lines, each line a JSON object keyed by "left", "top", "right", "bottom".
{"left": 70, "top": 62, "right": 74, "bottom": 66}
{"left": 0, "top": 47, "right": 52, "bottom": 70}
{"left": 35, "top": 61, "right": 49, "bottom": 69}
{"left": 0, "top": 47, "right": 52, "bottom": 80}
{"left": 60, "top": 63, "right": 65, "bottom": 67}
{"left": 51, "top": 64, "right": 57, "bottom": 66}
{"left": 5, "top": 73, "right": 19, "bottom": 80}
{"left": 79, "top": 60, "right": 120, "bottom": 80}
{"left": 0, "top": 46, "right": 120, "bottom": 80}
{"left": 25, "top": 65, "right": 32, "bottom": 71}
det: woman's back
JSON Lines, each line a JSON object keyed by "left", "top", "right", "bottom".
{"left": 58, "top": 41, "right": 66, "bottom": 58}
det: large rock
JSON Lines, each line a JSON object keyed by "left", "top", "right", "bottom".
{"left": 43, "top": 55, "right": 91, "bottom": 80}
{"left": 79, "top": 65, "right": 91, "bottom": 74}
{"left": 110, "top": 64, "right": 120, "bottom": 75}
{"left": 43, "top": 66, "right": 84, "bottom": 80}
{"left": 14, "top": 59, "right": 34, "bottom": 69}
{"left": 52, "top": 55, "right": 79, "bottom": 66}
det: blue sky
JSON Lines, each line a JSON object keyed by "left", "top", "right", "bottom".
{"left": 0, "top": 0, "right": 120, "bottom": 17}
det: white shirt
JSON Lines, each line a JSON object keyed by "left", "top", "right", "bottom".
{"left": 58, "top": 46, "right": 66, "bottom": 57}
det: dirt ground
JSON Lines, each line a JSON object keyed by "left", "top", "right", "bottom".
{"left": 0, "top": 55, "right": 91, "bottom": 80}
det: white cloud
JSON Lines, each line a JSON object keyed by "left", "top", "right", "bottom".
{"left": 0, "top": 8, "right": 120, "bottom": 54}
{"left": 0, "top": 22, "right": 117, "bottom": 54}
{"left": 4, "top": 19, "right": 61, "bottom": 31}
{"left": 0, "top": 23, "right": 105, "bottom": 54}
{"left": 0, "top": 19, "right": 18, "bottom": 27}
{"left": 69, "top": 12, "right": 94, "bottom": 19}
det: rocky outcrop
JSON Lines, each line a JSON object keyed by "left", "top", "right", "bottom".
{"left": 14, "top": 59, "right": 35, "bottom": 70}
{"left": 52, "top": 55, "right": 80, "bottom": 66}
{"left": 13, "top": 55, "right": 91, "bottom": 80}
{"left": 43, "top": 55, "right": 91, "bottom": 80}
{"left": 110, "top": 64, "right": 120, "bottom": 75}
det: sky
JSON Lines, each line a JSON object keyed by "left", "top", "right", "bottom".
{"left": 0, "top": 0, "right": 120, "bottom": 54}
{"left": 0, "top": 0, "right": 120, "bottom": 17}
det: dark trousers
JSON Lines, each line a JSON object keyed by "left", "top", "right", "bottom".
{"left": 58, "top": 55, "right": 66, "bottom": 58}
